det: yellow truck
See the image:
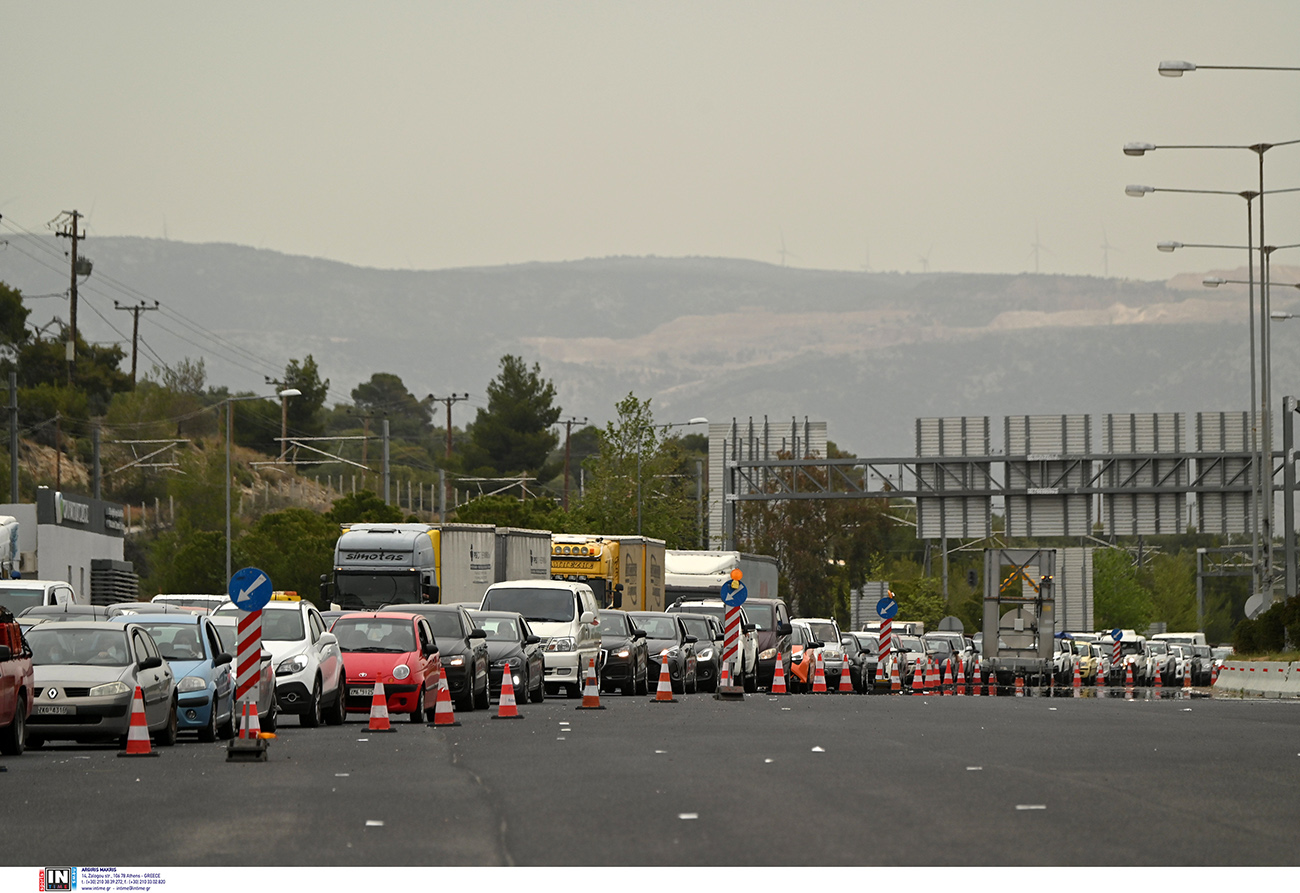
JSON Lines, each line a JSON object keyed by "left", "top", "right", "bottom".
{"left": 550, "top": 534, "right": 665, "bottom": 612}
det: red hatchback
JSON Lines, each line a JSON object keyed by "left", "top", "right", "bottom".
{"left": 330, "top": 612, "right": 442, "bottom": 722}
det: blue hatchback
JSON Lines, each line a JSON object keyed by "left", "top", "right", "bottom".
{"left": 110, "top": 613, "right": 236, "bottom": 741}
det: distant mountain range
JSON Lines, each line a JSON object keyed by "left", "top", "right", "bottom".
{"left": 4, "top": 235, "right": 1299, "bottom": 458}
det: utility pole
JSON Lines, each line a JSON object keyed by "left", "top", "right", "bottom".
{"left": 113, "top": 301, "right": 159, "bottom": 386}
{"left": 432, "top": 393, "right": 469, "bottom": 458}
{"left": 560, "top": 416, "right": 587, "bottom": 511}
{"left": 7, "top": 372, "right": 18, "bottom": 502}
{"left": 54, "top": 211, "right": 87, "bottom": 384}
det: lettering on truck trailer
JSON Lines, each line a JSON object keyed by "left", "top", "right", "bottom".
{"left": 342, "top": 551, "right": 411, "bottom": 562}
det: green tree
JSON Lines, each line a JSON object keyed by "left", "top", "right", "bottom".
{"left": 1148, "top": 552, "right": 1197, "bottom": 630}
{"left": 454, "top": 494, "right": 568, "bottom": 530}
{"left": 574, "top": 393, "right": 697, "bottom": 546}
{"left": 351, "top": 373, "right": 433, "bottom": 439}
{"left": 1094, "top": 548, "right": 1154, "bottom": 631}
{"left": 325, "top": 491, "right": 405, "bottom": 525}
{"left": 0, "top": 281, "right": 30, "bottom": 359}
{"left": 147, "top": 528, "right": 226, "bottom": 595}
{"left": 282, "top": 355, "right": 330, "bottom": 437}
{"left": 236, "top": 508, "right": 339, "bottom": 604}
{"left": 464, "top": 355, "right": 560, "bottom": 475}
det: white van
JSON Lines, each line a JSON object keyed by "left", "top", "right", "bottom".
{"left": 1151, "top": 631, "right": 1208, "bottom": 648}
{"left": 480, "top": 580, "right": 600, "bottom": 698}
{"left": 0, "top": 579, "right": 82, "bottom": 615}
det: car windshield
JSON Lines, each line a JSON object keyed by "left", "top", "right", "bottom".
{"left": 138, "top": 622, "right": 208, "bottom": 661}
{"left": 670, "top": 602, "right": 725, "bottom": 622}
{"left": 632, "top": 615, "right": 679, "bottom": 640}
{"left": 473, "top": 616, "right": 521, "bottom": 642}
{"left": 597, "top": 614, "right": 628, "bottom": 639}
{"left": 743, "top": 603, "right": 775, "bottom": 629}
{"left": 481, "top": 588, "right": 576, "bottom": 623}
{"left": 1120, "top": 641, "right": 1143, "bottom": 655}
{"left": 850, "top": 634, "right": 879, "bottom": 654}
{"left": 1147, "top": 642, "right": 1168, "bottom": 655}
{"left": 0, "top": 588, "right": 46, "bottom": 614}
{"left": 261, "top": 609, "right": 306, "bottom": 642}
{"left": 333, "top": 572, "right": 421, "bottom": 610}
{"left": 420, "top": 611, "right": 464, "bottom": 639}
{"left": 332, "top": 618, "right": 415, "bottom": 653}
{"left": 925, "top": 639, "right": 953, "bottom": 655}
{"left": 806, "top": 621, "right": 839, "bottom": 644}
{"left": 896, "top": 635, "right": 923, "bottom": 653}
{"left": 678, "top": 617, "right": 713, "bottom": 641}
{"left": 1192, "top": 645, "right": 1211, "bottom": 658}
{"left": 28, "top": 627, "right": 131, "bottom": 666}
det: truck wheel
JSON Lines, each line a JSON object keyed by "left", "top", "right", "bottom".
{"left": 0, "top": 692, "right": 25, "bottom": 755}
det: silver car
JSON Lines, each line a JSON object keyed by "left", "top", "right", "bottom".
{"left": 25, "top": 621, "right": 178, "bottom": 749}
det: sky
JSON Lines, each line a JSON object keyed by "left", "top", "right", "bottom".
{"left": 4, "top": 2, "right": 1300, "bottom": 281}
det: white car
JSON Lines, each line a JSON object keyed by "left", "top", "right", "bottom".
{"left": 798, "top": 617, "right": 846, "bottom": 685}
{"left": 215, "top": 601, "right": 344, "bottom": 726}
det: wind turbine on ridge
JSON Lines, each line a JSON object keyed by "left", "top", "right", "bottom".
{"left": 1027, "top": 224, "right": 1051, "bottom": 274}
{"left": 1100, "top": 228, "right": 1121, "bottom": 277}
{"left": 777, "top": 229, "right": 798, "bottom": 267}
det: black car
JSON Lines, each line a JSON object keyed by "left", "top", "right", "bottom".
{"left": 841, "top": 631, "right": 880, "bottom": 692}
{"left": 673, "top": 613, "right": 724, "bottom": 693}
{"left": 382, "top": 603, "right": 489, "bottom": 711}
{"left": 595, "top": 609, "right": 649, "bottom": 696}
{"left": 467, "top": 609, "right": 546, "bottom": 703}
{"left": 629, "top": 611, "right": 698, "bottom": 695}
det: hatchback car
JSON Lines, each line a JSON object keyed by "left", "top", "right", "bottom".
{"left": 673, "top": 613, "right": 723, "bottom": 693}
{"left": 112, "top": 613, "right": 239, "bottom": 741}
{"left": 25, "top": 621, "right": 178, "bottom": 749}
{"left": 467, "top": 609, "right": 546, "bottom": 702}
{"left": 629, "top": 611, "right": 698, "bottom": 694}
{"left": 332, "top": 612, "right": 442, "bottom": 721}
{"left": 381, "top": 604, "right": 490, "bottom": 712}
{"left": 799, "top": 618, "right": 846, "bottom": 688}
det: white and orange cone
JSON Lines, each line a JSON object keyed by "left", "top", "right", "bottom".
{"left": 928, "top": 657, "right": 940, "bottom": 693}
{"left": 1182, "top": 662, "right": 1192, "bottom": 690}
{"left": 236, "top": 701, "right": 251, "bottom": 739}
{"left": 495, "top": 665, "right": 524, "bottom": 719}
{"left": 940, "top": 659, "right": 952, "bottom": 696}
{"left": 118, "top": 685, "right": 158, "bottom": 758}
{"left": 812, "top": 652, "right": 828, "bottom": 693}
{"left": 971, "top": 657, "right": 981, "bottom": 697}
{"left": 1154, "top": 665, "right": 1163, "bottom": 693}
{"left": 1125, "top": 662, "right": 1135, "bottom": 689}
{"left": 987, "top": 667, "right": 997, "bottom": 697}
{"left": 770, "top": 655, "right": 789, "bottom": 694}
{"left": 912, "top": 657, "right": 926, "bottom": 696}
{"left": 1014, "top": 674, "right": 1025, "bottom": 697}
{"left": 368, "top": 681, "right": 395, "bottom": 732}
{"left": 1211, "top": 663, "right": 1220, "bottom": 685}
{"left": 838, "top": 658, "right": 855, "bottom": 694}
{"left": 719, "top": 660, "right": 732, "bottom": 689}
{"left": 576, "top": 655, "right": 605, "bottom": 710}
{"left": 652, "top": 650, "right": 677, "bottom": 703}
{"left": 890, "top": 656, "right": 901, "bottom": 694}
{"left": 429, "top": 664, "right": 461, "bottom": 727}
{"left": 1072, "top": 662, "right": 1082, "bottom": 694}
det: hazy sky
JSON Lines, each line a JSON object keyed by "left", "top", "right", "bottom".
{"left": 5, "top": 2, "right": 1300, "bottom": 280}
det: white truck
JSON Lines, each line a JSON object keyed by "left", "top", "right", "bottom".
{"left": 0, "top": 515, "right": 18, "bottom": 580}
{"left": 0, "top": 579, "right": 85, "bottom": 615}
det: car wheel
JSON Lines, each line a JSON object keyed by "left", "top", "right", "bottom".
{"left": 621, "top": 673, "right": 636, "bottom": 696}
{"left": 264, "top": 695, "right": 278, "bottom": 733}
{"left": 301, "top": 677, "right": 324, "bottom": 727}
{"left": 474, "top": 673, "right": 491, "bottom": 711}
{"left": 218, "top": 694, "right": 237, "bottom": 740}
{"left": 198, "top": 699, "right": 219, "bottom": 743}
{"left": 456, "top": 679, "right": 475, "bottom": 712}
{"left": 743, "top": 667, "right": 757, "bottom": 693}
{"left": 410, "top": 687, "right": 426, "bottom": 724}
{"left": 323, "top": 677, "right": 346, "bottom": 726}
{"left": 0, "top": 692, "right": 26, "bottom": 755}
{"left": 529, "top": 671, "right": 545, "bottom": 704}
{"left": 155, "top": 697, "right": 179, "bottom": 747}
{"left": 567, "top": 682, "right": 582, "bottom": 699}
{"left": 686, "top": 668, "right": 697, "bottom": 695}
{"left": 635, "top": 659, "right": 649, "bottom": 695}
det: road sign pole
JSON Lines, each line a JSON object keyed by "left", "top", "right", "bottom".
{"left": 228, "top": 566, "right": 275, "bottom": 737}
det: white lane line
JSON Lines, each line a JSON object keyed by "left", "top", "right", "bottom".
{"left": 678, "top": 813, "right": 699, "bottom": 820}
{"left": 1015, "top": 805, "right": 1046, "bottom": 811}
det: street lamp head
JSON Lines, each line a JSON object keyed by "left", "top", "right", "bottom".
{"left": 1124, "top": 142, "right": 1156, "bottom": 157}
{"left": 278, "top": 388, "right": 302, "bottom": 398}
{"left": 688, "top": 417, "right": 709, "bottom": 425}
{"left": 1202, "top": 277, "right": 1226, "bottom": 287}
{"left": 1270, "top": 311, "right": 1295, "bottom": 321}
{"left": 1157, "top": 241, "right": 1182, "bottom": 252}
{"left": 1158, "top": 60, "right": 1196, "bottom": 77}
{"left": 1125, "top": 184, "right": 1155, "bottom": 197}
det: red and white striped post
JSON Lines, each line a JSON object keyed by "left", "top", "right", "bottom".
{"left": 878, "top": 618, "right": 892, "bottom": 691}
{"left": 722, "top": 603, "right": 740, "bottom": 687}
{"left": 235, "top": 609, "right": 262, "bottom": 719}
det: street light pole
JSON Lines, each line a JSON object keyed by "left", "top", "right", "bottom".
{"left": 225, "top": 390, "right": 300, "bottom": 584}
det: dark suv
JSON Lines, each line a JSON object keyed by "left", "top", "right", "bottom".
{"left": 739, "top": 597, "right": 792, "bottom": 691}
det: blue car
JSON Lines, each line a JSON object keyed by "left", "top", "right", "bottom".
{"left": 110, "top": 613, "right": 237, "bottom": 741}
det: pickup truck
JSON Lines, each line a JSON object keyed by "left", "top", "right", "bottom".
{"left": 0, "top": 607, "right": 34, "bottom": 754}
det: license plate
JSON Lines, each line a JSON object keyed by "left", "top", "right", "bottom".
{"left": 349, "top": 687, "right": 373, "bottom": 698}
{"left": 34, "top": 705, "right": 73, "bottom": 716}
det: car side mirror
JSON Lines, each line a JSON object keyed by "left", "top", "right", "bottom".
{"left": 423, "top": 643, "right": 439, "bottom": 656}
{"left": 777, "top": 622, "right": 792, "bottom": 635}
{"left": 0, "top": 645, "right": 10, "bottom": 661}
{"left": 634, "top": 629, "right": 648, "bottom": 639}
{"left": 580, "top": 611, "right": 595, "bottom": 625}
{"left": 810, "top": 640, "right": 824, "bottom": 649}
{"left": 684, "top": 635, "right": 698, "bottom": 645}
{"left": 742, "top": 623, "right": 756, "bottom": 633}
{"left": 318, "top": 632, "right": 338, "bottom": 647}
{"left": 214, "top": 652, "right": 233, "bottom": 667}
{"left": 469, "top": 629, "right": 487, "bottom": 640}
{"left": 525, "top": 635, "right": 541, "bottom": 646}
{"left": 139, "top": 655, "right": 163, "bottom": 671}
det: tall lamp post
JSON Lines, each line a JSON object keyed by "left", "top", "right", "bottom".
{"left": 637, "top": 417, "right": 708, "bottom": 536}
{"left": 225, "top": 389, "right": 300, "bottom": 584}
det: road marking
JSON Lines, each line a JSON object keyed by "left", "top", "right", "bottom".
{"left": 764, "top": 758, "right": 774, "bottom": 764}
{"left": 811, "top": 746, "right": 825, "bottom": 753}
{"left": 365, "top": 820, "right": 384, "bottom": 827}
{"left": 1015, "top": 805, "right": 1046, "bottom": 811}
{"left": 966, "top": 766, "right": 982, "bottom": 771}
{"left": 335, "top": 773, "right": 350, "bottom": 777}
{"left": 678, "top": 813, "right": 699, "bottom": 820}
{"left": 655, "top": 750, "right": 667, "bottom": 754}
{"left": 557, "top": 737, "right": 566, "bottom": 740}
{"left": 356, "top": 738, "right": 369, "bottom": 742}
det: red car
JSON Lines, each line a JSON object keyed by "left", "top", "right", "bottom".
{"left": 331, "top": 612, "right": 442, "bottom": 722}
{"left": 0, "top": 608, "right": 34, "bottom": 754}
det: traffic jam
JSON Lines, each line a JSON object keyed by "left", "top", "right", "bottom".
{"left": 0, "top": 566, "right": 1225, "bottom": 762}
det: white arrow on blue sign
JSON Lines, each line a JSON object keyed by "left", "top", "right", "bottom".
{"left": 1111, "top": 628, "right": 1123, "bottom": 641}
{"left": 229, "top": 566, "right": 274, "bottom": 613}
{"left": 876, "top": 597, "right": 899, "bottom": 620}
{"left": 720, "top": 581, "right": 748, "bottom": 607}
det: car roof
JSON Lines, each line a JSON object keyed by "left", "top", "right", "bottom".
{"left": 110, "top": 612, "right": 203, "bottom": 625}
{"left": 335, "top": 611, "right": 419, "bottom": 621}
{"left": 26, "top": 620, "right": 138, "bottom": 632}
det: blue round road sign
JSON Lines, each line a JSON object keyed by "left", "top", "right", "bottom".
{"left": 229, "top": 566, "right": 273, "bottom": 613}
{"left": 720, "top": 581, "right": 748, "bottom": 607}
{"left": 877, "top": 597, "right": 899, "bottom": 621}
{"left": 1111, "top": 628, "right": 1123, "bottom": 641}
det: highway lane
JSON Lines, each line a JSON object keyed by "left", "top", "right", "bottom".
{"left": 4, "top": 690, "right": 1299, "bottom": 866}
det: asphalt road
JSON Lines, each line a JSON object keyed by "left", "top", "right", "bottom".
{"left": 4, "top": 688, "right": 1298, "bottom": 866}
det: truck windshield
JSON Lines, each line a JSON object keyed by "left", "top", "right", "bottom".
{"left": 481, "top": 588, "right": 575, "bottom": 623}
{"left": 335, "top": 573, "right": 420, "bottom": 610}
{"left": 0, "top": 588, "right": 46, "bottom": 614}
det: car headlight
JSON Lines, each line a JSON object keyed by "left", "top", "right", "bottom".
{"left": 667, "top": 647, "right": 681, "bottom": 658}
{"left": 448, "top": 657, "right": 465, "bottom": 667}
{"left": 614, "top": 648, "right": 630, "bottom": 659}
{"left": 697, "top": 648, "right": 714, "bottom": 662}
{"left": 392, "top": 664, "right": 410, "bottom": 680}
{"left": 546, "top": 637, "right": 576, "bottom": 652}
{"left": 492, "top": 658, "right": 520, "bottom": 669}
{"left": 90, "top": 681, "right": 131, "bottom": 697}
{"left": 759, "top": 648, "right": 778, "bottom": 660}
{"left": 177, "top": 676, "right": 208, "bottom": 693}
{"left": 276, "top": 654, "right": 310, "bottom": 676}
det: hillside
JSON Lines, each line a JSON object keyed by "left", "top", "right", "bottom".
{"left": 4, "top": 236, "right": 1297, "bottom": 457}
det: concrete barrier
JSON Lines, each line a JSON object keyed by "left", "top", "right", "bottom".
{"left": 1212, "top": 661, "right": 1300, "bottom": 698}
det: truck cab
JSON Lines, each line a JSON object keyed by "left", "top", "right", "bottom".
{"left": 0, "top": 580, "right": 80, "bottom": 616}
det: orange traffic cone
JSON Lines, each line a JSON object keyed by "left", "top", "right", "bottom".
{"left": 928, "top": 657, "right": 940, "bottom": 693}
{"left": 889, "top": 656, "right": 902, "bottom": 694}
{"left": 1182, "top": 662, "right": 1192, "bottom": 690}
{"left": 940, "top": 659, "right": 952, "bottom": 696}
{"left": 1125, "top": 662, "right": 1135, "bottom": 689}
{"left": 1154, "top": 665, "right": 1163, "bottom": 693}
{"left": 1014, "top": 674, "right": 1025, "bottom": 697}
{"left": 118, "top": 686, "right": 158, "bottom": 758}
{"left": 912, "top": 657, "right": 926, "bottom": 696}
{"left": 811, "top": 651, "right": 828, "bottom": 693}
{"left": 495, "top": 664, "right": 524, "bottom": 719}
{"left": 652, "top": 650, "right": 677, "bottom": 703}
{"left": 429, "top": 665, "right": 461, "bottom": 727}
{"left": 1211, "top": 663, "right": 1220, "bottom": 685}
{"left": 236, "top": 701, "right": 250, "bottom": 739}
{"left": 838, "top": 658, "right": 855, "bottom": 694}
{"left": 1073, "top": 662, "right": 1082, "bottom": 693}
{"left": 1097, "top": 663, "right": 1106, "bottom": 689}
{"left": 576, "top": 655, "right": 605, "bottom": 710}
{"left": 770, "top": 655, "right": 789, "bottom": 694}
{"left": 987, "top": 667, "right": 997, "bottom": 697}
{"left": 719, "top": 660, "right": 732, "bottom": 689}
{"left": 971, "top": 657, "right": 981, "bottom": 697}
{"left": 368, "top": 681, "right": 395, "bottom": 732}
